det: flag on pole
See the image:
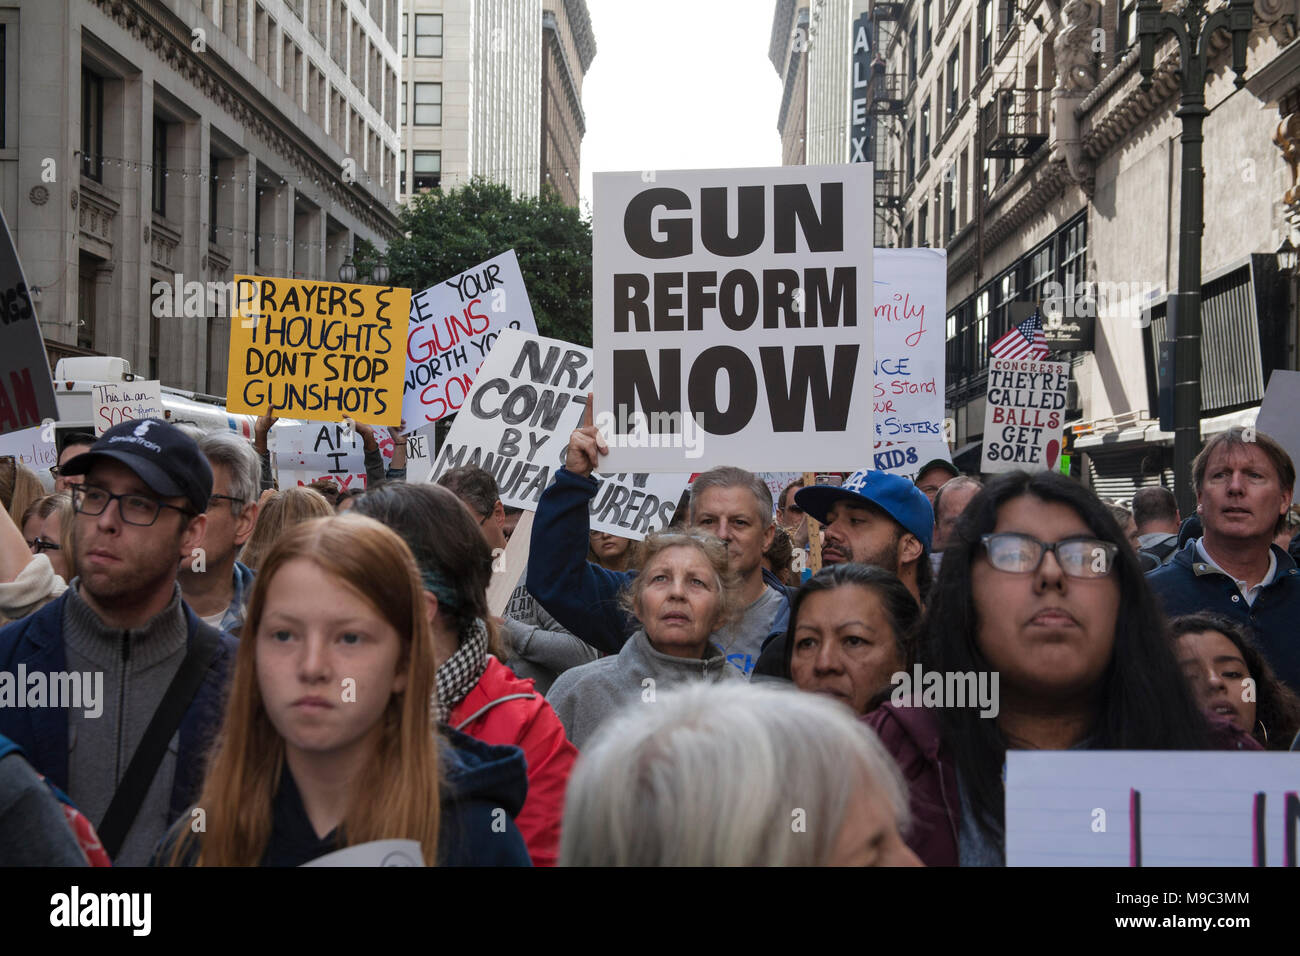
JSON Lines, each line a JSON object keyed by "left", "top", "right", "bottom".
{"left": 989, "top": 310, "right": 1050, "bottom": 361}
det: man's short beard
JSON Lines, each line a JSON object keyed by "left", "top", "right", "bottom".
{"left": 853, "top": 527, "right": 903, "bottom": 576}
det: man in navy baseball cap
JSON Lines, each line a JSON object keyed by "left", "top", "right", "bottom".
{"left": 0, "top": 417, "right": 235, "bottom": 865}
{"left": 794, "top": 469, "right": 934, "bottom": 604}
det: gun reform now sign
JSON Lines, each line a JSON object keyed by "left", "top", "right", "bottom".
{"left": 593, "top": 164, "right": 875, "bottom": 472}
{"left": 227, "top": 275, "right": 410, "bottom": 427}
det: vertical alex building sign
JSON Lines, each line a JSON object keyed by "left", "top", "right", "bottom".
{"left": 593, "top": 165, "right": 875, "bottom": 471}
{"left": 850, "top": 12, "right": 873, "bottom": 164}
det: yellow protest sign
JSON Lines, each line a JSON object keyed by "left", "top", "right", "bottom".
{"left": 227, "top": 275, "right": 410, "bottom": 426}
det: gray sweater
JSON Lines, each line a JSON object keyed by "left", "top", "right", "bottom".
{"left": 62, "top": 582, "right": 189, "bottom": 867}
{"left": 546, "top": 629, "right": 739, "bottom": 749}
{"left": 502, "top": 570, "right": 600, "bottom": 694}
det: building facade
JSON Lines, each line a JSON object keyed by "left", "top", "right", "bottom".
{"left": 398, "top": 0, "right": 593, "bottom": 206}
{"left": 540, "top": 0, "right": 595, "bottom": 206}
{"left": 858, "top": 0, "right": 1300, "bottom": 498}
{"left": 0, "top": 0, "right": 403, "bottom": 397}
{"left": 770, "top": 1, "right": 810, "bottom": 166}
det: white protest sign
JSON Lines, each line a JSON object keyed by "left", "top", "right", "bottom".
{"left": 1255, "top": 370, "right": 1300, "bottom": 469}
{"left": 402, "top": 250, "right": 539, "bottom": 428}
{"left": 1006, "top": 751, "right": 1300, "bottom": 867}
{"left": 92, "top": 381, "right": 164, "bottom": 436}
{"left": 873, "top": 248, "right": 945, "bottom": 442}
{"left": 428, "top": 330, "right": 689, "bottom": 539}
{"left": 871, "top": 440, "right": 952, "bottom": 479}
{"left": 0, "top": 424, "right": 57, "bottom": 490}
{"left": 270, "top": 421, "right": 367, "bottom": 491}
{"left": 758, "top": 471, "right": 805, "bottom": 517}
{"left": 301, "top": 839, "right": 425, "bottom": 867}
{"left": 980, "top": 358, "right": 1069, "bottom": 473}
{"left": 397, "top": 425, "right": 435, "bottom": 484}
{"left": 593, "top": 164, "right": 874, "bottom": 471}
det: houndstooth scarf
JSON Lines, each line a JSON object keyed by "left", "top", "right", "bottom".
{"left": 434, "top": 617, "right": 489, "bottom": 724}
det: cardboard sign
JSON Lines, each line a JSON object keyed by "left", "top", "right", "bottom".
{"left": 980, "top": 358, "right": 1069, "bottom": 474}
{"left": 1005, "top": 751, "right": 1300, "bottom": 867}
{"left": 396, "top": 425, "right": 435, "bottom": 484}
{"left": 0, "top": 423, "right": 57, "bottom": 489}
{"left": 1256, "top": 370, "right": 1300, "bottom": 470}
{"left": 428, "top": 330, "right": 689, "bottom": 539}
{"left": 758, "top": 471, "right": 805, "bottom": 516}
{"left": 874, "top": 249, "right": 946, "bottom": 443}
{"left": 270, "top": 421, "right": 368, "bottom": 491}
{"left": 227, "top": 275, "right": 410, "bottom": 426}
{"left": 0, "top": 208, "right": 60, "bottom": 435}
{"left": 871, "top": 440, "right": 951, "bottom": 479}
{"left": 92, "top": 381, "right": 165, "bottom": 436}
{"left": 402, "top": 250, "right": 539, "bottom": 427}
{"left": 593, "top": 164, "right": 875, "bottom": 471}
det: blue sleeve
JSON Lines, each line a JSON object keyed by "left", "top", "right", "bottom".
{"left": 527, "top": 468, "right": 637, "bottom": 655}
{"left": 438, "top": 801, "right": 533, "bottom": 867}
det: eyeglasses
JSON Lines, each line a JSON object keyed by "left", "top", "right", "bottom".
{"left": 980, "top": 533, "right": 1118, "bottom": 579}
{"left": 26, "top": 537, "right": 60, "bottom": 554}
{"left": 207, "top": 493, "right": 244, "bottom": 512}
{"left": 781, "top": 504, "right": 804, "bottom": 516}
{"left": 72, "top": 484, "right": 195, "bottom": 527}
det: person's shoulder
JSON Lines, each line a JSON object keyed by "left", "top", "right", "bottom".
{"left": 438, "top": 725, "right": 528, "bottom": 816}
{"left": 0, "top": 592, "right": 68, "bottom": 659}
{"left": 546, "top": 654, "right": 619, "bottom": 700}
{"left": 863, "top": 701, "right": 943, "bottom": 763}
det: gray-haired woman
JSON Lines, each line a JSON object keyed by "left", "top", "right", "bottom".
{"left": 560, "top": 681, "right": 921, "bottom": 866}
{"left": 545, "top": 529, "right": 742, "bottom": 748}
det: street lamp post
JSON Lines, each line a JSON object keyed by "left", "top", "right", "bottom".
{"left": 1138, "top": 0, "right": 1255, "bottom": 517}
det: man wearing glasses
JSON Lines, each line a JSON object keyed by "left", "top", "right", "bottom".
{"left": 49, "top": 433, "right": 95, "bottom": 494}
{"left": 0, "top": 419, "right": 236, "bottom": 864}
{"left": 438, "top": 464, "right": 509, "bottom": 552}
{"left": 177, "top": 429, "right": 261, "bottom": 636}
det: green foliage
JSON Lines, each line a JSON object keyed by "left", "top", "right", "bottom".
{"left": 375, "top": 178, "right": 592, "bottom": 347}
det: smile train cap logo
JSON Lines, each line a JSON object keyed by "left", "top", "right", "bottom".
{"left": 133, "top": 420, "right": 156, "bottom": 438}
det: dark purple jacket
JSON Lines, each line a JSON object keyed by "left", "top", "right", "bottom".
{"left": 865, "top": 702, "right": 1263, "bottom": 867}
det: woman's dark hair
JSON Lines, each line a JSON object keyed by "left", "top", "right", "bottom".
{"left": 783, "top": 563, "right": 922, "bottom": 681}
{"left": 1169, "top": 612, "right": 1300, "bottom": 751}
{"left": 352, "top": 482, "right": 505, "bottom": 660}
{"left": 922, "top": 470, "right": 1213, "bottom": 839}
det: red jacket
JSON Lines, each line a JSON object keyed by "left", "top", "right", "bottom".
{"left": 865, "top": 702, "right": 1262, "bottom": 868}
{"left": 449, "top": 657, "right": 578, "bottom": 867}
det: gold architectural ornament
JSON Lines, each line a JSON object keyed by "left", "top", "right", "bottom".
{"left": 1275, "top": 112, "right": 1300, "bottom": 205}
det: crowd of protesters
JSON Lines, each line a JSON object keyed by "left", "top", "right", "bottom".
{"left": 0, "top": 409, "right": 1297, "bottom": 869}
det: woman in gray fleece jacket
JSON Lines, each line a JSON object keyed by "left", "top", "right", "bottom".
{"left": 546, "top": 529, "right": 742, "bottom": 748}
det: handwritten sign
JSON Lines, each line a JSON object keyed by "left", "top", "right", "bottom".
{"left": 402, "top": 250, "right": 539, "bottom": 428}
{"left": 980, "top": 358, "right": 1069, "bottom": 474}
{"left": 227, "top": 275, "right": 410, "bottom": 426}
{"left": 873, "top": 249, "right": 945, "bottom": 442}
{"left": 92, "top": 381, "right": 165, "bottom": 436}
{"left": 593, "top": 164, "right": 875, "bottom": 471}
{"left": 1006, "top": 751, "right": 1300, "bottom": 867}
{"left": 429, "top": 330, "right": 689, "bottom": 538}
{"left": 270, "top": 421, "right": 368, "bottom": 491}
{"left": 871, "top": 440, "right": 951, "bottom": 479}
{"left": 0, "top": 208, "right": 59, "bottom": 436}
{"left": 0, "top": 423, "right": 57, "bottom": 488}
{"left": 758, "top": 471, "right": 805, "bottom": 517}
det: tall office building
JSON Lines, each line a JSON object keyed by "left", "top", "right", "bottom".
{"left": 0, "top": 0, "right": 402, "bottom": 395}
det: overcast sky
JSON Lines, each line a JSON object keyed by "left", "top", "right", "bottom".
{"left": 578, "top": 0, "right": 785, "bottom": 214}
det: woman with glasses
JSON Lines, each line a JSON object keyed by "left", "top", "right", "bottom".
{"left": 21, "top": 495, "right": 73, "bottom": 581}
{"left": 866, "top": 470, "right": 1260, "bottom": 867}
{"left": 0, "top": 492, "right": 73, "bottom": 624}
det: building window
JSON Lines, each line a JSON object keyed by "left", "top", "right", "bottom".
{"left": 412, "top": 150, "right": 440, "bottom": 191}
{"left": 81, "top": 70, "right": 103, "bottom": 181}
{"left": 1118, "top": 1, "right": 1139, "bottom": 51}
{"left": 923, "top": 1, "right": 932, "bottom": 54}
{"left": 254, "top": 190, "right": 263, "bottom": 267}
{"left": 978, "top": 0, "right": 992, "bottom": 73}
{"left": 975, "top": 290, "right": 990, "bottom": 371}
{"left": 399, "top": 150, "right": 406, "bottom": 193}
{"left": 413, "top": 82, "right": 441, "bottom": 125}
{"left": 906, "top": 123, "right": 916, "bottom": 183}
{"left": 0, "top": 25, "right": 6, "bottom": 148}
{"left": 1060, "top": 214, "right": 1087, "bottom": 292}
{"left": 401, "top": 12, "right": 408, "bottom": 56}
{"left": 945, "top": 178, "right": 956, "bottom": 241}
{"left": 918, "top": 201, "right": 929, "bottom": 247}
{"left": 77, "top": 252, "right": 98, "bottom": 352}
{"left": 209, "top": 163, "right": 218, "bottom": 244}
{"left": 400, "top": 82, "right": 407, "bottom": 125}
{"left": 1027, "top": 240, "right": 1055, "bottom": 304}
{"left": 908, "top": 25, "right": 918, "bottom": 86}
{"left": 414, "top": 14, "right": 442, "bottom": 57}
{"left": 920, "top": 99, "right": 931, "bottom": 158}
{"left": 947, "top": 48, "right": 960, "bottom": 120}
{"left": 1000, "top": 0, "right": 1015, "bottom": 39}
{"left": 152, "top": 119, "right": 167, "bottom": 217}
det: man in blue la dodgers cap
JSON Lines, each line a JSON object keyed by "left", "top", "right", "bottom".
{"left": 0, "top": 418, "right": 237, "bottom": 865}
{"left": 794, "top": 469, "right": 934, "bottom": 605}
{"left": 751, "top": 469, "right": 935, "bottom": 680}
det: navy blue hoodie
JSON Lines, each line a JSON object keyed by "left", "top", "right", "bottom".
{"left": 152, "top": 727, "right": 531, "bottom": 866}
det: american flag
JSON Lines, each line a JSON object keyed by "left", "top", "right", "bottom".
{"left": 989, "top": 310, "right": 1050, "bottom": 361}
